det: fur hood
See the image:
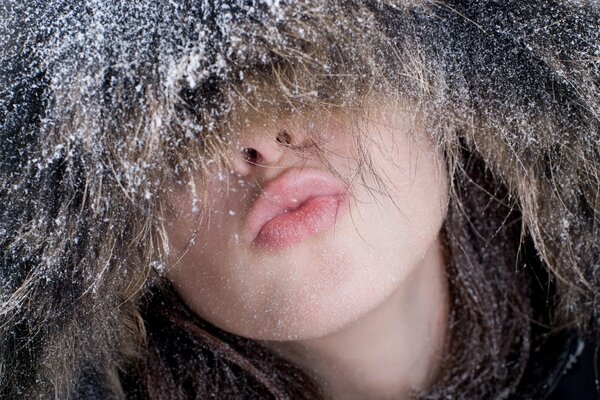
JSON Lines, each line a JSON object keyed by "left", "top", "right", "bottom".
{"left": 1, "top": 1, "right": 598, "bottom": 398}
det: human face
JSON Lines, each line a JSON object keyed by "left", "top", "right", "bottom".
{"left": 165, "top": 105, "right": 449, "bottom": 341}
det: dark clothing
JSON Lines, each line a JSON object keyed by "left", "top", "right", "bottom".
{"left": 546, "top": 337, "right": 600, "bottom": 400}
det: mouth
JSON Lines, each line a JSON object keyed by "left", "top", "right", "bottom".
{"left": 245, "top": 168, "right": 349, "bottom": 250}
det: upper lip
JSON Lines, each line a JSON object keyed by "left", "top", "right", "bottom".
{"left": 245, "top": 168, "right": 348, "bottom": 241}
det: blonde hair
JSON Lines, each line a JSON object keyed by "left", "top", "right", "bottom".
{"left": 1, "top": 1, "right": 598, "bottom": 398}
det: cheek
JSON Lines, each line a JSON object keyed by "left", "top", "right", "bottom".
{"left": 165, "top": 174, "right": 253, "bottom": 254}
{"left": 164, "top": 177, "right": 292, "bottom": 339}
{"left": 165, "top": 210, "right": 265, "bottom": 338}
{"left": 356, "top": 127, "right": 449, "bottom": 258}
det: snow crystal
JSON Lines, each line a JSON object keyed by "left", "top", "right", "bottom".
{"left": 150, "top": 260, "right": 167, "bottom": 275}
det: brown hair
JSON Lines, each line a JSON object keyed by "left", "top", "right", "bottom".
{"left": 1, "top": 1, "right": 598, "bottom": 398}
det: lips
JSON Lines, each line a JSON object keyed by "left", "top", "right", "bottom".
{"left": 245, "top": 168, "right": 349, "bottom": 249}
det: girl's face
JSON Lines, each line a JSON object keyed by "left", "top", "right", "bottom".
{"left": 165, "top": 105, "right": 449, "bottom": 341}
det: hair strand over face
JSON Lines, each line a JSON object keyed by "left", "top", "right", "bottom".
{"left": 0, "top": 1, "right": 598, "bottom": 398}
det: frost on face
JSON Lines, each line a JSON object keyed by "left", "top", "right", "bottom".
{"left": 0, "top": 1, "right": 599, "bottom": 399}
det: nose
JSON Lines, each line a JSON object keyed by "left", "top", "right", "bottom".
{"left": 231, "top": 129, "right": 303, "bottom": 178}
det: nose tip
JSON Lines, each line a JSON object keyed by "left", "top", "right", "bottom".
{"left": 231, "top": 129, "right": 296, "bottom": 177}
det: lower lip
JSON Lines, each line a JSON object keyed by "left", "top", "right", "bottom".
{"left": 252, "top": 194, "right": 348, "bottom": 250}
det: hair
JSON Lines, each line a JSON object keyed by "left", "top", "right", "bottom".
{"left": 1, "top": 1, "right": 598, "bottom": 399}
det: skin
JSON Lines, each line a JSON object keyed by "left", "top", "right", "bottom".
{"left": 165, "top": 104, "right": 449, "bottom": 398}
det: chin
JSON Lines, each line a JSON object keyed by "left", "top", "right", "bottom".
{"left": 216, "top": 249, "right": 405, "bottom": 342}
{"left": 231, "top": 289, "right": 389, "bottom": 342}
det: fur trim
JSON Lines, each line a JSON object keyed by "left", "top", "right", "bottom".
{"left": 1, "top": 1, "right": 598, "bottom": 398}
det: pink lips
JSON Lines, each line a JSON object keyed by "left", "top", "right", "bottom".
{"left": 245, "top": 168, "right": 349, "bottom": 250}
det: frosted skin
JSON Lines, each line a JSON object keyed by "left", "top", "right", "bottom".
{"left": 165, "top": 107, "right": 449, "bottom": 339}
{"left": 167, "top": 108, "right": 450, "bottom": 396}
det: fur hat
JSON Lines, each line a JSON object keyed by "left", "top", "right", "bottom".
{"left": 1, "top": 1, "right": 598, "bottom": 398}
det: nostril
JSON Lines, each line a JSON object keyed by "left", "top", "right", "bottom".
{"left": 241, "top": 147, "right": 261, "bottom": 165}
{"left": 276, "top": 129, "right": 292, "bottom": 145}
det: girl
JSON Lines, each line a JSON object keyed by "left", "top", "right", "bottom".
{"left": 1, "top": 1, "right": 598, "bottom": 399}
